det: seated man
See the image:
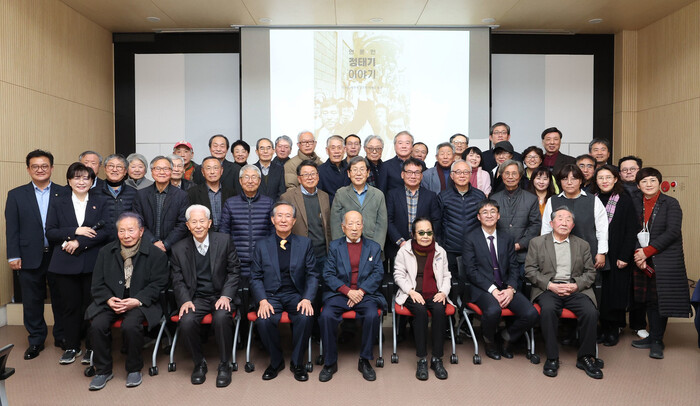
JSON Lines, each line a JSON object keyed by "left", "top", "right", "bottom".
{"left": 85, "top": 212, "right": 169, "bottom": 390}
{"left": 250, "top": 201, "right": 318, "bottom": 382}
{"left": 170, "top": 205, "right": 241, "bottom": 387}
{"left": 462, "top": 200, "right": 538, "bottom": 360}
{"left": 525, "top": 207, "right": 602, "bottom": 379}
{"left": 318, "top": 211, "right": 385, "bottom": 382}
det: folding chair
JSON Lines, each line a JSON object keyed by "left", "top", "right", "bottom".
{"left": 316, "top": 308, "right": 385, "bottom": 367}
{"left": 0, "top": 344, "right": 15, "bottom": 406}
{"left": 244, "top": 311, "right": 313, "bottom": 373}
{"left": 391, "top": 298, "right": 458, "bottom": 364}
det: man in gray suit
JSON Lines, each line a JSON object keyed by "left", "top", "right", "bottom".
{"left": 421, "top": 142, "right": 455, "bottom": 194}
{"left": 525, "top": 207, "right": 602, "bottom": 380}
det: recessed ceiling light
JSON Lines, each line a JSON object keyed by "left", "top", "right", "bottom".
{"left": 482, "top": 18, "right": 496, "bottom": 24}
{"left": 369, "top": 18, "right": 383, "bottom": 23}
{"left": 146, "top": 16, "right": 160, "bottom": 23}
{"left": 259, "top": 17, "right": 272, "bottom": 23}
{"left": 588, "top": 18, "right": 603, "bottom": 24}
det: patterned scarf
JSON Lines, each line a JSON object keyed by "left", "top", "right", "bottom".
{"left": 120, "top": 239, "right": 141, "bottom": 289}
{"left": 602, "top": 193, "right": 619, "bottom": 224}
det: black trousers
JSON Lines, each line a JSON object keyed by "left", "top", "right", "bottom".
{"left": 52, "top": 272, "right": 91, "bottom": 350}
{"left": 89, "top": 308, "right": 146, "bottom": 375}
{"left": 19, "top": 251, "right": 64, "bottom": 346}
{"left": 446, "top": 252, "right": 464, "bottom": 302}
{"left": 646, "top": 300, "right": 668, "bottom": 342}
{"left": 473, "top": 290, "right": 538, "bottom": 343}
{"left": 536, "top": 291, "right": 598, "bottom": 360}
{"left": 319, "top": 295, "right": 380, "bottom": 366}
{"left": 256, "top": 291, "right": 313, "bottom": 368}
{"left": 403, "top": 298, "right": 446, "bottom": 358}
{"left": 179, "top": 296, "right": 234, "bottom": 365}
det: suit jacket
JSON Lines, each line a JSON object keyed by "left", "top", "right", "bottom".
{"left": 549, "top": 152, "right": 576, "bottom": 177}
{"left": 280, "top": 187, "right": 332, "bottom": 251}
{"left": 250, "top": 233, "right": 318, "bottom": 303}
{"left": 462, "top": 228, "right": 520, "bottom": 301}
{"left": 186, "top": 183, "right": 237, "bottom": 231}
{"left": 321, "top": 237, "right": 386, "bottom": 309}
{"left": 85, "top": 240, "right": 169, "bottom": 328}
{"left": 524, "top": 233, "right": 597, "bottom": 306}
{"left": 385, "top": 186, "right": 440, "bottom": 259}
{"left": 5, "top": 182, "right": 66, "bottom": 269}
{"left": 330, "top": 184, "right": 387, "bottom": 251}
{"left": 193, "top": 159, "right": 241, "bottom": 193}
{"left": 284, "top": 152, "right": 323, "bottom": 188}
{"left": 255, "top": 161, "right": 286, "bottom": 201}
{"left": 132, "top": 183, "right": 189, "bottom": 251}
{"left": 170, "top": 232, "right": 241, "bottom": 306}
{"left": 421, "top": 167, "right": 453, "bottom": 195}
{"left": 377, "top": 156, "right": 405, "bottom": 193}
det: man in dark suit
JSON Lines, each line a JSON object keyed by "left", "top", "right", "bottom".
{"left": 318, "top": 211, "right": 385, "bottom": 382}
{"left": 253, "top": 138, "right": 286, "bottom": 201}
{"left": 525, "top": 207, "right": 602, "bottom": 379}
{"left": 378, "top": 131, "right": 414, "bottom": 193}
{"left": 170, "top": 205, "right": 241, "bottom": 387}
{"left": 132, "top": 155, "right": 189, "bottom": 253}
{"left": 79, "top": 150, "right": 106, "bottom": 192}
{"left": 462, "top": 200, "right": 538, "bottom": 361}
{"left": 187, "top": 156, "right": 236, "bottom": 232}
{"left": 386, "top": 157, "right": 441, "bottom": 261}
{"left": 193, "top": 134, "right": 241, "bottom": 191}
{"left": 85, "top": 212, "right": 169, "bottom": 390}
{"left": 541, "top": 127, "right": 576, "bottom": 177}
{"left": 5, "top": 149, "right": 67, "bottom": 359}
{"left": 317, "top": 135, "right": 350, "bottom": 204}
{"left": 250, "top": 201, "right": 318, "bottom": 382}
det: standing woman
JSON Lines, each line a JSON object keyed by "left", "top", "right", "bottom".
{"left": 125, "top": 153, "right": 153, "bottom": 190}
{"left": 631, "top": 167, "right": 691, "bottom": 359}
{"left": 46, "top": 163, "right": 109, "bottom": 364}
{"left": 522, "top": 146, "right": 559, "bottom": 193}
{"left": 527, "top": 166, "right": 556, "bottom": 216}
{"left": 589, "top": 165, "right": 638, "bottom": 346}
{"left": 461, "top": 146, "right": 491, "bottom": 196}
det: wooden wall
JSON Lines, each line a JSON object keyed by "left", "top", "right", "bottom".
{"left": 614, "top": 0, "right": 700, "bottom": 280}
{"left": 0, "top": 0, "right": 114, "bottom": 305}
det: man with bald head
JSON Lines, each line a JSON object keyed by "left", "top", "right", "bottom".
{"left": 284, "top": 131, "right": 324, "bottom": 188}
{"left": 318, "top": 211, "right": 385, "bottom": 382}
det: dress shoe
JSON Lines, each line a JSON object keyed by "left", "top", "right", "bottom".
{"left": 319, "top": 363, "right": 338, "bottom": 382}
{"left": 126, "top": 371, "right": 142, "bottom": 387}
{"left": 88, "top": 373, "right": 113, "bottom": 391}
{"left": 500, "top": 340, "right": 514, "bottom": 359}
{"left": 649, "top": 341, "right": 664, "bottom": 359}
{"left": 24, "top": 344, "right": 44, "bottom": 360}
{"left": 415, "top": 358, "right": 429, "bottom": 381}
{"left": 262, "top": 363, "right": 284, "bottom": 380}
{"left": 216, "top": 362, "right": 232, "bottom": 387}
{"left": 576, "top": 356, "right": 603, "bottom": 379}
{"left": 484, "top": 342, "right": 501, "bottom": 360}
{"left": 59, "top": 348, "right": 82, "bottom": 365}
{"left": 54, "top": 339, "right": 67, "bottom": 351}
{"left": 430, "top": 357, "right": 448, "bottom": 380}
{"left": 358, "top": 358, "right": 376, "bottom": 381}
{"left": 191, "top": 361, "right": 208, "bottom": 385}
{"left": 631, "top": 336, "right": 652, "bottom": 349}
{"left": 293, "top": 363, "right": 309, "bottom": 382}
{"left": 543, "top": 358, "right": 559, "bottom": 377}
{"left": 604, "top": 331, "right": 619, "bottom": 347}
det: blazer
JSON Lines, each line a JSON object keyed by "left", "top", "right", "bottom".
{"left": 393, "top": 241, "right": 452, "bottom": 306}
{"left": 186, "top": 183, "right": 237, "bottom": 231}
{"left": 385, "top": 186, "right": 440, "bottom": 258}
{"left": 377, "top": 155, "right": 405, "bottom": 193}
{"left": 462, "top": 228, "right": 520, "bottom": 301}
{"left": 85, "top": 240, "right": 169, "bottom": 328}
{"left": 330, "top": 184, "right": 387, "bottom": 251}
{"left": 524, "top": 233, "right": 597, "bottom": 306}
{"left": 249, "top": 234, "right": 318, "bottom": 304}
{"left": 280, "top": 187, "right": 332, "bottom": 251}
{"left": 132, "top": 183, "right": 189, "bottom": 251}
{"left": 193, "top": 159, "right": 241, "bottom": 193}
{"left": 45, "top": 193, "right": 110, "bottom": 275}
{"left": 5, "top": 182, "right": 66, "bottom": 269}
{"left": 549, "top": 152, "right": 576, "bottom": 177}
{"left": 170, "top": 232, "right": 241, "bottom": 306}
{"left": 321, "top": 237, "right": 386, "bottom": 309}
{"left": 254, "top": 161, "right": 287, "bottom": 201}
{"left": 284, "top": 152, "right": 323, "bottom": 188}
{"left": 421, "top": 166, "right": 453, "bottom": 195}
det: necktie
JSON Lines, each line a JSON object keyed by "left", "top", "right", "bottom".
{"left": 488, "top": 236, "right": 503, "bottom": 287}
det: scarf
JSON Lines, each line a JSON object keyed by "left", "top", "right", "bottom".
{"left": 120, "top": 240, "right": 141, "bottom": 289}
{"left": 411, "top": 239, "right": 437, "bottom": 297}
{"left": 435, "top": 165, "right": 449, "bottom": 191}
{"left": 596, "top": 192, "right": 620, "bottom": 224}
{"left": 469, "top": 168, "right": 479, "bottom": 189}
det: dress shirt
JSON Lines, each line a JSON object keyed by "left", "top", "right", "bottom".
{"left": 300, "top": 186, "right": 318, "bottom": 196}
{"left": 353, "top": 184, "right": 369, "bottom": 206}
{"left": 552, "top": 235, "right": 572, "bottom": 283}
{"left": 541, "top": 190, "right": 609, "bottom": 255}
{"left": 260, "top": 163, "right": 270, "bottom": 177}
{"left": 194, "top": 234, "right": 210, "bottom": 256}
{"left": 482, "top": 228, "right": 500, "bottom": 293}
{"left": 207, "top": 184, "right": 222, "bottom": 228}
{"left": 71, "top": 192, "right": 88, "bottom": 226}
{"left": 34, "top": 181, "right": 51, "bottom": 247}
{"left": 405, "top": 187, "right": 419, "bottom": 233}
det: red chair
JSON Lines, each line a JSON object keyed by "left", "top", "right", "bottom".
{"left": 244, "top": 311, "right": 313, "bottom": 373}
{"left": 316, "top": 308, "right": 385, "bottom": 367}
{"left": 532, "top": 304, "right": 600, "bottom": 363}
{"left": 166, "top": 311, "right": 241, "bottom": 373}
{"left": 391, "top": 300, "right": 458, "bottom": 365}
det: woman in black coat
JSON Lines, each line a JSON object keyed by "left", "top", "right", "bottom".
{"left": 589, "top": 165, "right": 638, "bottom": 346}
{"left": 631, "top": 167, "right": 691, "bottom": 359}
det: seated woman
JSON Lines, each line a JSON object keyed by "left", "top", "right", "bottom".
{"left": 393, "top": 217, "right": 452, "bottom": 381}
{"left": 462, "top": 146, "right": 491, "bottom": 196}
{"left": 527, "top": 166, "right": 556, "bottom": 216}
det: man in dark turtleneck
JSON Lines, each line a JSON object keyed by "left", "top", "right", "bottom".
{"left": 421, "top": 142, "right": 455, "bottom": 194}
{"left": 96, "top": 154, "right": 137, "bottom": 241}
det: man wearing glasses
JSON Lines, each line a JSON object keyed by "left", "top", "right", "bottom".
{"left": 96, "top": 154, "right": 137, "bottom": 241}
{"left": 284, "top": 131, "right": 323, "bottom": 188}
{"left": 449, "top": 133, "right": 469, "bottom": 156}
{"left": 481, "top": 123, "right": 522, "bottom": 173}
{"left": 363, "top": 135, "right": 384, "bottom": 187}
{"left": 253, "top": 138, "right": 286, "bottom": 201}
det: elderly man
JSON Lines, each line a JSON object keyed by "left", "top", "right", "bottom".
{"left": 490, "top": 141, "right": 515, "bottom": 194}
{"left": 422, "top": 142, "right": 455, "bottom": 194}
{"left": 170, "top": 155, "right": 195, "bottom": 191}
{"left": 253, "top": 138, "right": 286, "bottom": 201}
{"left": 319, "top": 211, "right": 385, "bottom": 382}
{"left": 284, "top": 131, "right": 324, "bottom": 188}
{"left": 86, "top": 212, "right": 169, "bottom": 390}
{"left": 525, "top": 207, "right": 602, "bottom": 379}
{"left": 541, "top": 127, "right": 576, "bottom": 176}
{"left": 481, "top": 123, "right": 522, "bottom": 173}
{"left": 364, "top": 135, "right": 384, "bottom": 187}
{"left": 378, "top": 131, "right": 414, "bottom": 193}
{"left": 450, "top": 133, "right": 469, "bottom": 156}
{"left": 193, "top": 134, "right": 240, "bottom": 190}
{"left": 173, "top": 141, "right": 199, "bottom": 181}
{"left": 250, "top": 201, "right": 318, "bottom": 381}
{"left": 187, "top": 156, "right": 237, "bottom": 232}
{"left": 170, "top": 205, "right": 241, "bottom": 387}
{"left": 344, "top": 134, "right": 362, "bottom": 163}
{"left": 462, "top": 200, "right": 538, "bottom": 360}
{"left": 79, "top": 150, "right": 105, "bottom": 192}
{"left": 411, "top": 142, "right": 428, "bottom": 163}
{"left": 318, "top": 135, "right": 350, "bottom": 204}
{"left": 331, "top": 157, "right": 387, "bottom": 251}
{"left": 272, "top": 135, "right": 293, "bottom": 167}
{"left": 132, "top": 155, "right": 189, "bottom": 253}
{"left": 97, "top": 154, "right": 137, "bottom": 241}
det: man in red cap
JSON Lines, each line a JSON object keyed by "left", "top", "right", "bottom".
{"left": 174, "top": 141, "right": 199, "bottom": 181}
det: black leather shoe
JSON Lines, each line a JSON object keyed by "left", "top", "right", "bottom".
{"left": 415, "top": 359, "right": 428, "bottom": 381}
{"left": 484, "top": 342, "right": 501, "bottom": 360}
{"left": 543, "top": 358, "right": 559, "bottom": 377}
{"left": 358, "top": 358, "right": 376, "bottom": 381}
{"left": 430, "top": 357, "right": 448, "bottom": 380}
{"left": 604, "top": 331, "right": 619, "bottom": 347}
{"left": 631, "top": 336, "right": 652, "bottom": 349}
{"left": 649, "top": 341, "right": 664, "bottom": 359}
{"left": 293, "top": 363, "right": 309, "bottom": 382}
{"left": 262, "top": 363, "right": 284, "bottom": 381}
{"left": 216, "top": 362, "right": 232, "bottom": 387}
{"left": 576, "top": 356, "right": 603, "bottom": 379}
{"left": 319, "top": 363, "right": 337, "bottom": 382}
{"left": 24, "top": 344, "right": 44, "bottom": 360}
{"left": 501, "top": 340, "right": 514, "bottom": 359}
{"left": 191, "top": 361, "right": 207, "bottom": 385}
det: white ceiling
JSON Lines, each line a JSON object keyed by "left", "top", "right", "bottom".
{"left": 60, "top": 0, "right": 696, "bottom": 34}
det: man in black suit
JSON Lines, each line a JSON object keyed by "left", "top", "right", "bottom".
{"left": 253, "top": 138, "right": 286, "bottom": 201}
{"left": 5, "top": 149, "right": 66, "bottom": 359}
{"left": 187, "top": 156, "right": 236, "bottom": 232}
{"left": 250, "top": 201, "right": 318, "bottom": 382}
{"left": 132, "top": 156, "right": 189, "bottom": 253}
{"left": 193, "top": 134, "right": 241, "bottom": 191}
{"left": 79, "top": 150, "right": 106, "bottom": 192}
{"left": 541, "top": 127, "right": 576, "bottom": 177}
{"left": 462, "top": 200, "right": 538, "bottom": 360}
{"left": 378, "top": 131, "right": 414, "bottom": 193}
{"left": 170, "top": 205, "right": 241, "bottom": 387}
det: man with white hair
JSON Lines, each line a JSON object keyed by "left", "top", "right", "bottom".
{"left": 284, "top": 131, "right": 324, "bottom": 188}
{"left": 169, "top": 154, "right": 194, "bottom": 191}
{"left": 378, "top": 131, "right": 414, "bottom": 193}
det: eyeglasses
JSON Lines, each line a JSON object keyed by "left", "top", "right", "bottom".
{"left": 452, "top": 141, "right": 467, "bottom": 146}
{"left": 106, "top": 164, "right": 125, "bottom": 170}
{"left": 299, "top": 172, "right": 318, "bottom": 179}
{"left": 524, "top": 155, "right": 540, "bottom": 161}
{"left": 350, "top": 168, "right": 367, "bottom": 174}
{"left": 30, "top": 164, "right": 51, "bottom": 172}
{"left": 152, "top": 167, "right": 172, "bottom": 173}
{"left": 366, "top": 147, "right": 383, "bottom": 152}
{"left": 596, "top": 176, "right": 615, "bottom": 181}
{"left": 403, "top": 170, "right": 422, "bottom": 177}
{"left": 578, "top": 164, "right": 595, "bottom": 170}
{"left": 416, "top": 231, "right": 433, "bottom": 236}
{"left": 298, "top": 140, "right": 316, "bottom": 146}
{"left": 479, "top": 209, "right": 498, "bottom": 216}
{"left": 620, "top": 167, "right": 639, "bottom": 173}
{"left": 257, "top": 146, "right": 273, "bottom": 151}
{"left": 492, "top": 130, "right": 508, "bottom": 136}
{"left": 242, "top": 175, "right": 260, "bottom": 181}
{"left": 452, "top": 170, "right": 471, "bottom": 176}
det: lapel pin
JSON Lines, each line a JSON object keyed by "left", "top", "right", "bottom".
{"left": 368, "top": 256, "right": 373, "bottom": 261}
{"left": 92, "top": 206, "right": 96, "bottom": 209}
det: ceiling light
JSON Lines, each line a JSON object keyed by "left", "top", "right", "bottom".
{"left": 482, "top": 18, "right": 496, "bottom": 24}
{"left": 146, "top": 16, "right": 160, "bottom": 23}
{"left": 588, "top": 18, "right": 603, "bottom": 24}
{"left": 369, "top": 18, "right": 383, "bottom": 23}
{"left": 259, "top": 17, "right": 272, "bottom": 23}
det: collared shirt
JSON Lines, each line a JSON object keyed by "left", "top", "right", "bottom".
{"left": 353, "top": 184, "right": 369, "bottom": 206}
{"left": 33, "top": 181, "right": 51, "bottom": 247}
{"left": 552, "top": 235, "right": 572, "bottom": 282}
{"left": 300, "top": 185, "right": 318, "bottom": 196}
{"left": 71, "top": 192, "right": 89, "bottom": 226}
{"left": 259, "top": 163, "right": 270, "bottom": 177}
{"left": 482, "top": 228, "right": 500, "bottom": 293}
{"left": 541, "top": 190, "right": 609, "bottom": 255}
{"left": 154, "top": 185, "right": 168, "bottom": 240}
{"left": 108, "top": 184, "right": 122, "bottom": 198}
{"left": 194, "top": 234, "right": 210, "bottom": 256}
{"left": 405, "top": 187, "right": 419, "bottom": 234}
{"left": 207, "top": 184, "right": 222, "bottom": 227}
{"left": 346, "top": 237, "right": 362, "bottom": 244}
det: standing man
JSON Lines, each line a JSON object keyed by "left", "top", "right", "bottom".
{"left": 187, "top": 156, "right": 237, "bottom": 232}
{"left": 364, "top": 135, "right": 384, "bottom": 187}
{"left": 421, "top": 142, "right": 455, "bottom": 194}
{"left": 317, "top": 135, "right": 350, "bottom": 204}
{"left": 450, "top": 133, "right": 469, "bottom": 156}
{"left": 250, "top": 202, "right": 318, "bottom": 382}
{"left": 318, "top": 211, "right": 385, "bottom": 382}
{"left": 618, "top": 155, "right": 643, "bottom": 198}
{"left": 481, "top": 123, "right": 522, "bottom": 173}
{"left": 378, "top": 131, "right": 414, "bottom": 193}
{"left": 193, "top": 134, "right": 240, "bottom": 191}
{"left": 79, "top": 150, "right": 105, "bottom": 192}
{"left": 589, "top": 139, "right": 612, "bottom": 168}
{"left": 272, "top": 135, "right": 293, "bottom": 168}
{"left": 173, "top": 141, "right": 199, "bottom": 181}
{"left": 5, "top": 149, "right": 67, "bottom": 359}
{"left": 284, "top": 131, "right": 324, "bottom": 188}
{"left": 170, "top": 205, "right": 241, "bottom": 388}
{"left": 344, "top": 134, "right": 362, "bottom": 163}
{"left": 98, "top": 154, "right": 137, "bottom": 240}
{"left": 253, "top": 138, "right": 286, "bottom": 201}
{"left": 541, "top": 127, "right": 576, "bottom": 176}
{"left": 170, "top": 155, "right": 195, "bottom": 191}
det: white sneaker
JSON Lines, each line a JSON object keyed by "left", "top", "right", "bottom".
{"left": 636, "top": 329, "right": 650, "bottom": 339}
